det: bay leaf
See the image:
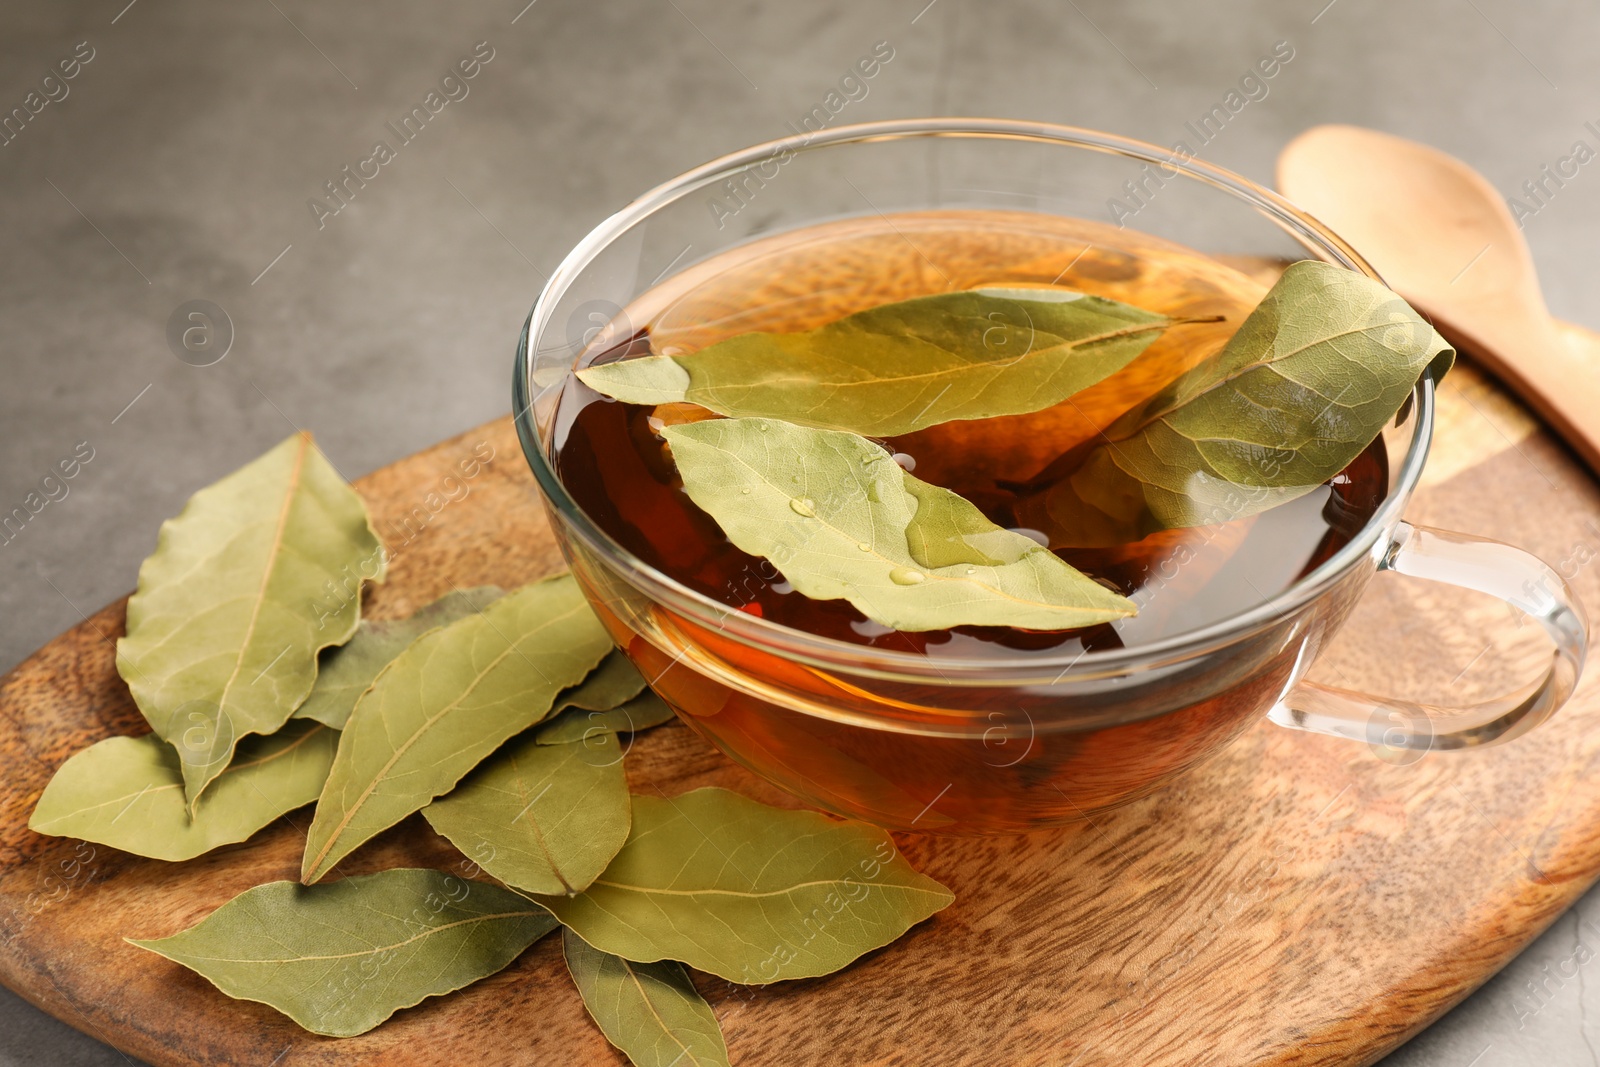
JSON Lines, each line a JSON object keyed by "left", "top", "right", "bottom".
{"left": 294, "top": 586, "right": 505, "bottom": 729}
{"left": 535, "top": 649, "right": 672, "bottom": 745}
{"left": 660, "top": 418, "right": 1134, "bottom": 632}
{"left": 555, "top": 649, "right": 648, "bottom": 714}
{"left": 1014, "top": 261, "right": 1454, "bottom": 547}
{"left": 536, "top": 690, "right": 675, "bottom": 746}
{"left": 422, "top": 731, "right": 630, "bottom": 895}
{"left": 29, "top": 720, "right": 336, "bottom": 862}
{"left": 128, "top": 869, "right": 556, "bottom": 1037}
{"left": 563, "top": 928, "right": 731, "bottom": 1067}
{"left": 530, "top": 788, "right": 955, "bottom": 983}
{"left": 301, "top": 574, "right": 612, "bottom": 884}
{"left": 578, "top": 288, "right": 1198, "bottom": 436}
{"left": 116, "top": 432, "right": 385, "bottom": 808}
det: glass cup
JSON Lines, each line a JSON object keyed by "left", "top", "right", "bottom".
{"left": 512, "top": 118, "right": 1589, "bottom": 833}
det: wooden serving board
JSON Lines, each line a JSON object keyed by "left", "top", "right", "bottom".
{"left": 4, "top": 321, "right": 1600, "bottom": 1067}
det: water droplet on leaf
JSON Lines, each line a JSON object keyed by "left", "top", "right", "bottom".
{"left": 789, "top": 498, "right": 816, "bottom": 517}
{"left": 888, "top": 567, "right": 925, "bottom": 585}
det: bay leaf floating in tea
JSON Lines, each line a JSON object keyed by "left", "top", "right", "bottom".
{"left": 1015, "top": 261, "right": 1454, "bottom": 548}
{"left": 29, "top": 720, "right": 336, "bottom": 862}
{"left": 423, "top": 731, "right": 631, "bottom": 896}
{"left": 530, "top": 788, "right": 954, "bottom": 983}
{"left": 116, "top": 432, "right": 385, "bottom": 809}
{"left": 661, "top": 417, "right": 1135, "bottom": 632}
{"left": 128, "top": 869, "right": 556, "bottom": 1037}
{"left": 578, "top": 287, "right": 1212, "bottom": 437}
{"left": 301, "top": 574, "right": 612, "bottom": 884}
{"left": 563, "top": 928, "right": 732, "bottom": 1067}
{"left": 295, "top": 585, "right": 505, "bottom": 729}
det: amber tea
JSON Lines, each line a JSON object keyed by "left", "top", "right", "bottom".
{"left": 550, "top": 210, "right": 1390, "bottom": 829}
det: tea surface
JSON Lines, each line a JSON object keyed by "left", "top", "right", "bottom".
{"left": 553, "top": 211, "right": 1387, "bottom": 660}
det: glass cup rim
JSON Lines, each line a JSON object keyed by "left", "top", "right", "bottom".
{"left": 512, "top": 117, "right": 1435, "bottom": 682}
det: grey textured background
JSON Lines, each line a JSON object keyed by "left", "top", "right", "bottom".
{"left": 2, "top": 0, "right": 1598, "bottom": 1063}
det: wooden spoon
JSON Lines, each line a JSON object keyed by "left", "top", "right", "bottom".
{"left": 1276, "top": 124, "right": 1600, "bottom": 473}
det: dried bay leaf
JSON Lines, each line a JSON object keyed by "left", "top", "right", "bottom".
{"left": 29, "top": 721, "right": 336, "bottom": 862}
{"left": 1015, "top": 262, "right": 1454, "bottom": 547}
{"left": 301, "top": 574, "right": 612, "bottom": 884}
{"left": 531, "top": 788, "right": 955, "bottom": 982}
{"left": 116, "top": 432, "right": 385, "bottom": 808}
{"left": 563, "top": 928, "right": 731, "bottom": 1067}
{"left": 536, "top": 649, "right": 674, "bottom": 745}
{"left": 661, "top": 418, "right": 1134, "bottom": 632}
{"left": 579, "top": 288, "right": 1199, "bottom": 436}
{"left": 129, "top": 869, "right": 556, "bottom": 1037}
{"left": 294, "top": 586, "right": 505, "bottom": 729}
{"left": 536, "top": 690, "right": 675, "bottom": 746}
{"left": 423, "top": 732, "right": 630, "bottom": 895}
{"left": 554, "top": 649, "right": 649, "bottom": 715}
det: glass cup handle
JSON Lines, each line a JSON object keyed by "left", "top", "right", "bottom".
{"left": 1269, "top": 521, "right": 1590, "bottom": 752}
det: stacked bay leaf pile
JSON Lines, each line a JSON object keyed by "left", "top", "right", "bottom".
{"left": 28, "top": 431, "right": 954, "bottom": 1064}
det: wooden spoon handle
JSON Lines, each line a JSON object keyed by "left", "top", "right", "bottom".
{"left": 1423, "top": 307, "right": 1600, "bottom": 474}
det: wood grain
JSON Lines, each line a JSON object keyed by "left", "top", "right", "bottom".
{"left": 4, "top": 313, "right": 1600, "bottom": 1066}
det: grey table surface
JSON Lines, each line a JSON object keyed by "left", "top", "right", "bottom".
{"left": 3, "top": 0, "right": 1598, "bottom": 1063}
